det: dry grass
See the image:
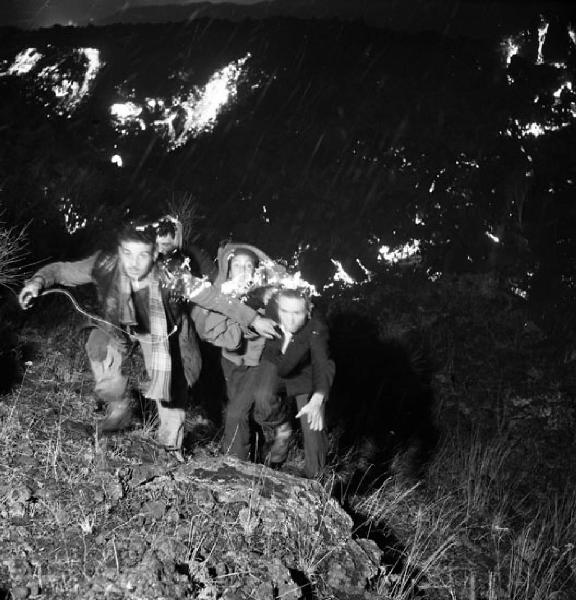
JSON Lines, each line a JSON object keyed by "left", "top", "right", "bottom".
{"left": 346, "top": 427, "right": 576, "bottom": 600}
{"left": 164, "top": 192, "right": 204, "bottom": 246}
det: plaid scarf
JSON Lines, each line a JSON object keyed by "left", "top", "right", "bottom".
{"left": 118, "top": 266, "right": 172, "bottom": 402}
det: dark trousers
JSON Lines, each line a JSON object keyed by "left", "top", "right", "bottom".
{"left": 222, "top": 358, "right": 328, "bottom": 478}
{"left": 221, "top": 359, "right": 286, "bottom": 460}
{"left": 294, "top": 393, "right": 328, "bottom": 479}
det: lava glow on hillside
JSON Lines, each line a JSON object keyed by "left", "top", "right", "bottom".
{"left": 502, "top": 18, "right": 576, "bottom": 138}
{"left": 110, "top": 54, "right": 252, "bottom": 150}
{"left": 0, "top": 47, "right": 103, "bottom": 116}
{"left": 1, "top": 47, "right": 251, "bottom": 147}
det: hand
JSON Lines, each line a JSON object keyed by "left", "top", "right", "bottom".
{"left": 296, "top": 392, "right": 325, "bottom": 431}
{"left": 251, "top": 315, "right": 280, "bottom": 339}
{"left": 19, "top": 278, "right": 43, "bottom": 310}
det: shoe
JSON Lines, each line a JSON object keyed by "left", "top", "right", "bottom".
{"left": 267, "top": 422, "right": 292, "bottom": 465}
{"left": 97, "top": 398, "right": 133, "bottom": 436}
{"left": 162, "top": 446, "right": 185, "bottom": 464}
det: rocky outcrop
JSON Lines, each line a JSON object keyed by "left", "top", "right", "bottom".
{"left": 82, "top": 454, "right": 383, "bottom": 599}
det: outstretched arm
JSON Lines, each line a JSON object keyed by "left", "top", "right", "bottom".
{"left": 19, "top": 253, "right": 98, "bottom": 309}
{"left": 187, "top": 282, "right": 279, "bottom": 339}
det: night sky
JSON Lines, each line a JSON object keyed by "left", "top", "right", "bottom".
{"left": 0, "top": 0, "right": 265, "bottom": 29}
{"left": 0, "top": 0, "right": 574, "bottom": 39}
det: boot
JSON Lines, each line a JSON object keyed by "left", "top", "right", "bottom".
{"left": 267, "top": 422, "right": 292, "bottom": 466}
{"left": 155, "top": 405, "right": 185, "bottom": 463}
{"left": 97, "top": 398, "right": 133, "bottom": 436}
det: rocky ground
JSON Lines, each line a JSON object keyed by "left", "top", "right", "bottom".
{"left": 2, "top": 275, "right": 576, "bottom": 599}
{"left": 0, "top": 310, "right": 391, "bottom": 600}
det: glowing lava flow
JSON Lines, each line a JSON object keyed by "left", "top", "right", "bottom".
{"left": 154, "top": 54, "right": 250, "bottom": 149}
{"left": 501, "top": 19, "right": 576, "bottom": 139}
{"left": 378, "top": 240, "right": 421, "bottom": 264}
{"left": 109, "top": 54, "right": 252, "bottom": 150}
{"left": 0, "top": 48, "right": 43, "bottom": 76}
{"left": 1, "top": 47, "right": 103, "bottom": 116}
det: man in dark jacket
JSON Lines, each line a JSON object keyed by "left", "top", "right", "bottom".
{"left": 18, "top": 221, "right": 278, "bottom": 458}
{"left": 256, "top": 288, "right": 335, "bottom": 478}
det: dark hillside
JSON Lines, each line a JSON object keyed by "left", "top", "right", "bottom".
{"left": 0, "top": 19, "right": 507, "bottom": 265}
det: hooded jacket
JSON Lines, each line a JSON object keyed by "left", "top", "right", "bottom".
{"left": 195, "top": 242, "right": 284, "bottom": 366}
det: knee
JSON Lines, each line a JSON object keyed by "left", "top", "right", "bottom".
{"left": 224, "top": 405, "right": 249, "bottom": 426}
{"left": 85, "top": 329, "right": 110, "bottom": 362}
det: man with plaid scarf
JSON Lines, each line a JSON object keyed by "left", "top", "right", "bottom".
{"left": 18, "top": 221, "right": 278, "bottom": 459}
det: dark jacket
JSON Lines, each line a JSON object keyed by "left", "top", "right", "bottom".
{"left": 261, "top": 314, "right": 335, "bottom": 399}
{"left": 33, "top": 250, "right": 258, "bottom": 387}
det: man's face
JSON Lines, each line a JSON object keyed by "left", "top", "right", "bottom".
{"left": 118, "top": 240, "right": 155, "bottom": 281}
{"left": 156, "top": 234, "right": 178, "bottom": 255}
{"left": 277, "top": 295, "right": 308, "bottom": 334}
{"left": 229, "top": 253, "right": 256, "bottom": 286}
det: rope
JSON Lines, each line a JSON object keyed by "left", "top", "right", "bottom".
{"left": 37, "top": 288, "right": 178, "bottom": 342}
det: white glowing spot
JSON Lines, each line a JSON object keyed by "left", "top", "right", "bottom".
{"left": 276, "top": 271, "right": 318, "bottom": 296}
{"left": 414, "top": 214, "right": 424, "bottom": 225}
{"left": 427, "top": 268, "right": 442, "bottom": 282}
{"left": 111, "top": 101, "right": 142, "bottom": 120}
{"left": 330, "top": 259, "right": 356, "bottom": 286}
{"left": 152, "top": 53, "right": 250, "bottom": 150}
{"left": 456, "top": 158, "right": 480, "bottom": 169}
{"left": 569, "top": 27, "right": 576, "bottom": 47}
{"left": 502, "top": 36, "right": 520, "bottom": 66}
{"left": 261, "top": 204, "right": 270, "bottom": 224}
{"left": 79, "top": 49, "right": 100, "bottom": 99}
{"left": 378, "top": 240, "right": 421, "bottom": 264}
{"left": 511, "top": 286, "right": 528, "bottom": 299}
{"left": 356, "top": 259, "right": 374, "bottom": 281}
{"left": 111, "top": 154, "right": 123, "bottom": 167}
{"left": 429, "top": 181, "right": 435, "bottom": 193}
{"left": 222, "top": 257, "right": 318, "bottom": 299}
{"left": 289, "top": 242, "right": 310, "bottom": 269}
{"left": 37, "top": 48, "right": 102, "bottom": 115}
{"left": 553, "top": 80, "right": 573, "bottom": 99}
{"left": 1, "top": 48, "right": 43, "bottom": 76}
{"left": 486, "top": 231, "right": 500, "bottom": 243}
{"left": 516, "top": 120, "right": 567, "bottom": 137}
{"left": 110, "top": 101, "right": 145, "bottom": 134}
{"left": 59, "top": 197, "right": 87, "bottom": 234}
{"left": 536, "top": 18, "right": 549, "bottom": 65}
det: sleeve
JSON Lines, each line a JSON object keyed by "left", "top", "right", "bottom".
{"left": 29, "top": 253, "right": 98, "bottom": 288}
{"left": 309, "top": 319, "right": 336, "bottom": 399}
{"left": 188, "top": 283, "right": 259, "bottom": 329}
{"left": 191, "top": 305, "right": 242, "bottom": 350}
